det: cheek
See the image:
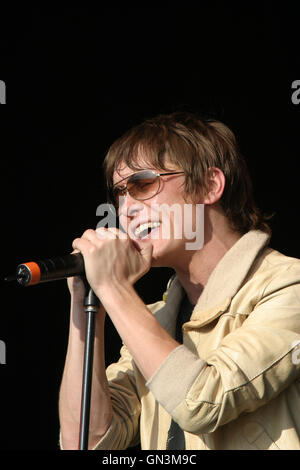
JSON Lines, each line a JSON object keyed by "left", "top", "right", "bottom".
{"left": 170, "top": 213, "right": 184, "bottom": 240}
{"left": 168, "top": 204, "right": 204, "bottom": 242}
{"left": 118, "top": 215, "right": 127, "bottom": 233}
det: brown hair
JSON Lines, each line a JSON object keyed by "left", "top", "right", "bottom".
{"left": 104, "top": 111, "right": 271, "bottom": 235}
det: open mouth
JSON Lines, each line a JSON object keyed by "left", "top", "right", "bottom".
{"left": 134, "top": 221, "right": 161, "bottom": 239}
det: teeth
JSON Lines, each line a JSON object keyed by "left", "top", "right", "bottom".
{"left": 134, "top": 221, "right": 160, "bottom": 238}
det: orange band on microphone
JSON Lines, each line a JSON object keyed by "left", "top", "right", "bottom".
{"left": 24, "top": 262, "right": 41, "bottom": 285}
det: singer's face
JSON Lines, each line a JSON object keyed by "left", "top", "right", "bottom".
{"left": 112, "top": 159, "right": 204, "bottom": 269}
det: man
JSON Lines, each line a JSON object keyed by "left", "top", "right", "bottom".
{"left": 59, "top": 112, "right": 300, "bottom": 450}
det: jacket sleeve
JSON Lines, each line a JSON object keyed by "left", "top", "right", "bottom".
{"left": 93, "top": 343, "right": 141, "bottom": 450}
{"left": 146, "top": 263, "right": 300, "bottom": 434}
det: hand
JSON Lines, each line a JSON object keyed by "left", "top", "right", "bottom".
{"left": 72, "top": 228, "right": 153, "bottom": 298}
{"left": 66, "top": 250, "right": 87, "bottom": 303}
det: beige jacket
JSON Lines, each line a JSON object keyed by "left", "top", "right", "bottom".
{"left": 94, "top": 230, "right": 300, "bottom": 450}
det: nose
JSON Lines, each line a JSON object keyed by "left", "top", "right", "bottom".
{"left": 118, "top": 193, "right": 144, "bottom": 218}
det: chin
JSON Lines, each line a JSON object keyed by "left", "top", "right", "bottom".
{"left": 131, "top": 233, "right": 182, "bottom": 268}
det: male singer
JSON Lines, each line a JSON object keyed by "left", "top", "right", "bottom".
{"left": 59, "top": 112, "right": 300, "bottom": 450}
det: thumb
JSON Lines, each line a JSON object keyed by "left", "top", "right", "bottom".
{"left": 139, "top": 243, "right": 153, "bottom": 267}
{"left": 129, "top": 242, "right": 153, "bottom": 284}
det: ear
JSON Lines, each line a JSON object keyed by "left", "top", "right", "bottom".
{"left": 203, "top": 167, "right": 226, "bottom": 205}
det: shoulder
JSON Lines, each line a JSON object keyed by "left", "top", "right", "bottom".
{"left": 244, "top": 243, "right": 300, "bottom": 282}
{"left": 254, "top": 247, "right": 300, "bottom": 287}
{"left": 243, "top": 247, "right": 300, "bottom": 316}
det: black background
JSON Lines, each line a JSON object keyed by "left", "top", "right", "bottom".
{"left": 0, "top": 5, "right": 299, "bottom": 451}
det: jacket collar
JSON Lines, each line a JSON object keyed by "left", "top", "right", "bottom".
{"left": 159, "top": 230, "right": 270, "bottom": 331}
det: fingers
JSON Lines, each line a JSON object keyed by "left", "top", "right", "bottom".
{"left": 72, "top": 229, "right": 109, "bottom": 251}
{"left": 82, "top": 228, "right": 101, "bottom": 242}
{"left": 96, "top": 227, "right": 119, "bottom": 240}
{"left": 71, "top": 227, "right": 152, "bottom": 291}
{"left": 96, "top": 227, "right": 128, "bottom": 239}
{"left": 139, "top": 242, "right": 154, "bottom": 265}
{"left": 72, "top": 236, "right": 93, "bottom": 254}
{"left": 72, "top": 228, "right": 127, "bottom": 253}
{"left": 79, "top": 227, "right": 126, "bottom": 241}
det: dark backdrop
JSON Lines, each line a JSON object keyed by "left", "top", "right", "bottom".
{"left": 0, "top": 5, "right": 299, "bottom": 451}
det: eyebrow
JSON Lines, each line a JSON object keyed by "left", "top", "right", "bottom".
{"left": 113, "top": 172, "right": 135, "bottom": 187}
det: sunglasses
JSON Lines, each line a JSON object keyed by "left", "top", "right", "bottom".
{"left": 109, "top": 169, "right": 185, "bottom": 209}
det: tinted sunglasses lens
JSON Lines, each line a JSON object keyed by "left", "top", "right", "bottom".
{"left": 127, "top": 171, "right": 159, "bottom": 200}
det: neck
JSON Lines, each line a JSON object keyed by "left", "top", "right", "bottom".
{"left": 175, "top": 214, "right": 242, "bottom": 305}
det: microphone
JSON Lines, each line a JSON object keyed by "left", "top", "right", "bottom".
{"left": 4, "top": 252, "right": 85, "bottom": 287}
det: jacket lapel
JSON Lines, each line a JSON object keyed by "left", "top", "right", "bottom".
{"left": 160, "top": 230, "right": 270, "bottom": 331}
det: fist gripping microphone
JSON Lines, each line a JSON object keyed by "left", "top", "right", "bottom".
{"left": 4, "top": 252, "right": 85, "bottom": 287}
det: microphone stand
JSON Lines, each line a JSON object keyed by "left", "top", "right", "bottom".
{"left": 78, "top": 285, "right": 100, "bottom": 450}
{"left": 4, "top": 260, "right": 100, "bottom": 450}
